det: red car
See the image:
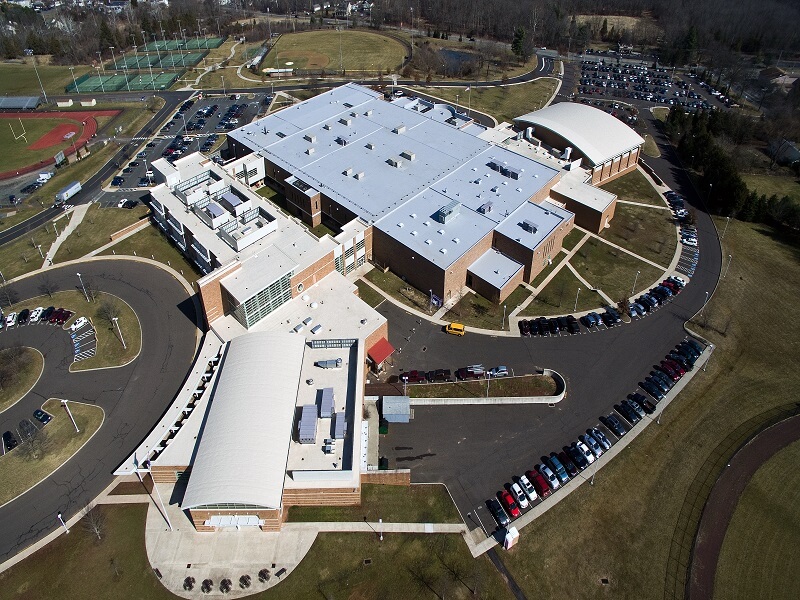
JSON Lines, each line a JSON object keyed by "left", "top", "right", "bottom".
{"left": 57, "top": 309, "right": 73, "bottom": 325}
{"left": 663, "top": 358, "right": 686, "bottom": 376}
{"left": 49, "top": 308, "right": 65, "bottom": 324}
{"left": 499, "top": 490, "right": 521, "bottom": 518}
{"left": 400, "top": 370, "right": 426, "bottom": 383}
{"left": 527, "top": 469, "right": 552, "bottom": 499}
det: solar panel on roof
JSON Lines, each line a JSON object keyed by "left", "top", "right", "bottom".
{"left": 222, "top": 191, "right": 242, "bottom": 207}
{"left": 205, "top": 202, "right": 225, "bottom": 218}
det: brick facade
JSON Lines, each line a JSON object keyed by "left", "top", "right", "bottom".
{"left": 188, "top": 508, "right": 283, "bottom": 532}
{"left": 197, "top": 262, "right": 242, "bottom": 326}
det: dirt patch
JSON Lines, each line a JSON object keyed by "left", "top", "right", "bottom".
{"left": 278, "top": 49, "right": 330, "bottom": 69}
{"left": 27, "top": 122, "right": 81, "bottom": 150}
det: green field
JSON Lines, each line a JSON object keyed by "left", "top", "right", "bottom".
{"left": 0, "top": 117, "right": 82, "bottom": 173}
{"left": 0, "top": 347, "right": 42, "bottom": 412}
{"left": 355, "top": 279, "right": 384, "bottom": 308}
{"left": 521, "top": 266, "right": 606, "bottom": 315}
{"left": 53, "top": 204, "right": 150, "bottom": 263}
{"left": 445, "top": 285, "right": 531, "bottom": 330}
{"left": 0, "top": 62, "right": 91, "bottom": 96}
{"left": 714, "top": 439, "right": 800, "bottom": 600}
{"left": 266, "top": 30, "right": 406, "bottom": 73}
{"left": 498, "top": 217, "right": 800, "bottom": 598}
{"left": 427, "top": 78, "right": 558, "bottom": 123}
{"left": 599, "top": 169, "right": 664, "bottom": 206}
{"left": 599, "top": 202, "right": 677, "bottom": 267}
{"left": 0, "top": 504, "right": 512, "bottom": 600}
{"left": 741, "top": 173, "right": 800, "bottom": 203}
{"left": 0, "top": 222, "right": 59, "bottom": 281}
{"left": 364, "top": 269, "right": 437, "bottom": 315}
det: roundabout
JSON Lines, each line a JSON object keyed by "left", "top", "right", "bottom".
{"left": 0, "top": 258, "right": 199, "bottom": 563}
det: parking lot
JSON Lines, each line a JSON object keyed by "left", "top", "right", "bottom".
{"left": 109, "top": 92, "right": 271, "bottom": 193}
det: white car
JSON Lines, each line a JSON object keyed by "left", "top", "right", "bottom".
{"left": 69, "top": 316, "right": 89, "bottom": 332}
{"left": 518, "top": 474, "right": 538, "bottom": 502}
{"left": 5, "top": 312, "right": 17, "bottom": 328}
{"left": 510, "top": 482, "right": 529, "bottom": 509}
{"left": 681, "top": 237, "right": 698, "bottom": 247}
{"left": 117, "top": 198, "right": 129, "bottom": 209}
{"left": 488, "top": 366, "right": 509, "bottom": 378}
{"left": 580, "top": 433, "right": 604, "bottom": 458}
{"left": 29, "top": 307, "right": 44, "bottom": 322}
{"left": 537, "top": 464, "right": 561, "bottom": 490}
{"left": 575, "top": 441, "right": 595, "bottom": 464}
{"left": 672, "top": 275, "right": 687, "bottom": 286}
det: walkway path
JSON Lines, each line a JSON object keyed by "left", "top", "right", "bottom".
{"left": 687, "top": 413, "right": 800, "bottom": 599}
{"left": 565, "top": 261, "right": 615, "bottom": 305}
{"left": 42, "top": 203, "right": 89, "bottom": 267}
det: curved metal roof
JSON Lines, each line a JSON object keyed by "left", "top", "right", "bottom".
{"left": 514, "top": 103, "right": 644, "bottom": 166}
{"left": 182, "top": 331, "right": 306, "bottom": 511}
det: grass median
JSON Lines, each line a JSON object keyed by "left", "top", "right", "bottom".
{"left": 427, "top": 78, "right": 558, "bottom": 123}
{"left": 407, "top": 373, "right": 556, "bottom": 398}
{"left": 599, "top": 169, "right": 665, "bottom": 206}
{"left": 598, "top": 202, "right": 677, "bottom": 267}
{"left": 0, "top": 222, "right": 60, "bottom": 280}
{"left": 364, "top": 269, "right": 436, "bottom": 315}
{"left": 0, "top": 398, "right": 103, "bottom": 506}
{"left": 497, "top": 217, "right": 800, "bottom": 598}
{"left": 287, "top": 483, "right": 461, "bottom": 523}
{"left": 355, "top": 279, "right": 385, "bottom": 308}
{"left": 53, "top": 204, "right": 150, "bottom": 263}
{"left": 714, "top": 439, "right": 800, "bottom": 600}
{"left": 444, "top": 286, "right": 531, "bottom": 330}
{"left": 521, "top": 266, "right": 606, "bottom": 316}
{"left": 0, "top": 347, "right": 43, "bottom": 413}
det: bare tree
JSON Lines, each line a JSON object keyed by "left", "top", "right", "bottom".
{"left": 39, "top": 275, "right": 59, "bottom": 298}
{"left": 97, "top": 300, "right": 121, "bottom": 327}
{"left": 17, "top": 424, "right": 47, "bottom": 461}
{"left": 83, "top": 507, "right": 106, "bottom": 541}
{"left": 0, "top": 282, "right": 19, "bottom": 308}
{"left": 617, "top": 296, "right": 631, "bottom": 318}
{"left": 82, "top": 276, "right": 99, "bottom": 302}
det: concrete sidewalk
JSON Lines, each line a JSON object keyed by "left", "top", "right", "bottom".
{"left": 42, "top": 204, "right": 89, "bottom": 267}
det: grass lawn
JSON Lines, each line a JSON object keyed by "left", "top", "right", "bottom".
{"left": 0, "top": 117, "right": 85, "bottom": 173}
{"left": 355, "top": 279, "right": 385, "bottom": 308}
{"left": 642, "top": 133, "right": 661, "bottom": 158}
{"left": 498, "top": 218, "right": 800, "bottom": 599}
{"left": 408, "top": 374, "right": 556, "bottom": 398}
{"left": 265, "top": 30, "right": 406, "bottom": 73}
{"left": 365, "top": 268, "right": 436, "bottom": 315}
{"left": 0, "top": 61, "right": 91, "bottom": 96}
{"left": 652, "top": 106, "right": 670, "bottom": 122}
{"left": 287, "top": 483, "right": 461, "bottom": 523}
{"left": 0, "top": 222, "right": 59, "bottom": 281}
{"left": 0, "top": 504, "right": 512, "bottom": 600}
{"left": 570, "top": 237, "right": 664, "bottom": 301}
{"left": 599, "top": 203, "right": 677, "bottom": 267}
{"left": 309, "top": 222, "right": 337, "bottom": 238}
{"left": 0, "top": 398, "right": 103, "bottom": 506}
{"left": 444, "top": 286, "right": 531, "bottom": 330}
{"left": 741, "top": 173, "right": 800, "bottom": 204}
{"left": 600, "top": 169, "right": 664, "bottom": 206}
{"left": 714, "top": 439, "right": 800, "bottom": 600}
{"left": 0, "top": 347, "right": 42, "bottom": 413}
{"left": 531, "top": 252, "right": 567, "bottom": 288}
{"left": 53, "top": 204, "right": 150, "bottom": 263}
{"left": 99, "top": 224, "right": 202, "bottom": 284}
{"left": 561, "top": 228, "right": 586, "bottom": 251}
{"left": 521, "top": 266, "right": 605, "bottom": 316}
{"left": 427, "top": 78, "right": 558, "bottom": 123}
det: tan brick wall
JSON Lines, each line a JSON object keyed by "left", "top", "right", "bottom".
{"left": 360, "top": 470, "right": 412, "bottom": 485}
{"left": 150, "top": 465, "right": 191, "bottom": 483}
{"left": 198, "top": 262, "right": 241, "bottom": 325}
{"left": 492, "top": 212, "right": 573, "bottom": 282}
{"left": 188, "top": 508, "right": 283, "bottom": 532}
{"left": 290, "top": 251, "right": 336, "bottom": 298}
{"left": 109, "top": 217, "right": 149, "bottom": 242}
{"left": 364, "top": 321, "right": 389, "bottom": 359}
{"left": 281, "top": 487, "right": 361, "bottom": 507}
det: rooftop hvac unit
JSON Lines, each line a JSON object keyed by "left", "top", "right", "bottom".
{"left": 522, "top": 220, "right": 538, "bottom": 233}
{"left": 435, "top": 200, "right": 461, "bottom": 224}
{"left": 354, "top": 171, "right": 365, "bottom": 180}
{"left": 478, "top": 201, "right": 494, "bottom": 214}
{"left": 339, "top": 117, "right": 352, "bottom": 126}
{"left": 298, "top": 405, "right": 318, "bottom": 444}
{"left": 365, "top": 142, "right": 375, "bottom": 150}
{"left": 364, "top": 109, "right": 373, "bottom": 116}
{"left": 304, "top": 134, "right": 317, "bottom": 143}
{"left": 320, "top": 387, "right": 335, "bottom": 417}
{"left": 323, "top": 123, "right": 332, "bottom": 130}
{"left": 334, "top": 412, "right": 347, "bottom": 439}
{"left": 336, "top": 137, "right": 348, "bottom": 146}
{"left": 400, "top": 150, "right": 416, "bottom": 161}
{"left": 306, "top": 147, "right": 315, "bottom": 155}
{"left": 392, "top": 124, "right": 406, "bottom": 134}
{"left": 342, "top": 167, "right": 353, "bottom": 176}
{"left": 387, "top": 157, "right": 403, "bottom": 168}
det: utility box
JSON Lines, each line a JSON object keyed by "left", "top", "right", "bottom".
{"left": 315, "top": 358, "right": 342, "bottom": 369}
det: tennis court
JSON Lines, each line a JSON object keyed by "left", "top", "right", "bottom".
{"left": 108, "top": 51, "right": 207, "bottom": 71}
{"left": 65, "top": 71, "right": 182, "bottom": 93}
{"left": 140, "top": 36, "right": 224, "bottom": 52}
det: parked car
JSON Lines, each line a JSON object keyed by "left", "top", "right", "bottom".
{"left": 518, "top": 319, "right": 530, "bottom": 336}
{"left": 548, "top": 318, "right": 560, "bottom": 335}
{"left": 623, "top": 398, "right": 646, "bottom": 419}
{"left": 445, "top": 322, "right": 465, "bottom": 336}
{"left": 565, "top": 444, "right": 589, "bottom": 470}
{"left": 537, "top": 463, "right": 561, "bottom": 490}
{"left": 2, "top": 431, "right": 18, "bottom": 452}
{"left": 639, "top": 380, "right": 665, "bottom": 401}
{"left": 588, "top": 427, "right": 611, "bottom": 451}
{"left": 425, "top": 369, "right": 452, "bottom": 383}
{"left": 488, "top": 366, "right": 509, "bottom": 378}
{"left": 566, "top": 315, "right": 581, "bottom": 334}
{"left": 56, "top": 309, "right": 73, "bottom": 325}
{"left": 33, "top": 409, "right": 52, "bottom": 425}
{"left": 5, "top": 312, "right": 17, "bottom": 328}
{"left": 650, "top": 370, "right": 674, "bottom": 390}
{"left": 573, "top": 440, "right": 596, "bottom": 464}
{"left": 17, "top": 308, "right": 30, "bottom": 325}
{"left": 510, "top": 482, "right": 529, "bottom": 510}
{"left": 600, "top": 413, "right": 627, "bottom": 437}
{"left": 517, "top": 474, "right": 538, "bottom": 502}
{"left": 40, "top": 306, "right": 55, "bottom": 322}
{"left": 29, "top": 307, "right": 44, "bottom": 322}
{"left": 111, "top": 176, "right": 125, "bottom": 186}
{"left": 629, "top": 392, "right": 656, "bottom": 414}
{"left": 615, "top": 402, "right": 641, "bottom": 425}
{"left": 580, "top": 433, "right": 604, "bottom": 457}
{"left": 685, "top": 339, "right": 704, "bottom": 355}
{"left": 487, "top": 497, "right": 510, "bottom": 528}
{"left": 544, "top": 454, "right": 570, "bottom": 484}
{"left": 456, "top": 365, "right": 485, "bottom": 380}
{"left": 537, "top": 317, "right": 550, "bottom": 336}
{"left": 69, "top": 316, "right": 89, "bottom": 332}
{"left": 646, "top": 374, "right": 671, "bottom": 394}
{"left": 499, "top": 490, "right": 521, "bottom": 518}
{"left": 527, "top": 469, "right": 552, "bottom": 499}
{"left": 557, "top": 451, "right": 579, "bottom": 477}
{"left": 400, "top": 370, "right": 426, "bottom": 383}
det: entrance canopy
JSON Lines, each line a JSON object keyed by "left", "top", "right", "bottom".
{"left": 368, "top": 337, "right": 394, "bottom": 366}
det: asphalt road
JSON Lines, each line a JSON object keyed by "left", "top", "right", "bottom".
{"left": 0, "top": 259, "right": 198, "bottom": 562}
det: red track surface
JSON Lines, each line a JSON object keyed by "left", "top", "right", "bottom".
{"left": 0, "top": 110, "right": 120, "bottom": 181}
{"left": 28, "top": 122, "right": 80, "bottom": 150}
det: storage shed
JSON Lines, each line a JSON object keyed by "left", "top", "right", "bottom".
{"left": 382, "top": 396, "right": 410, "bottom": 423}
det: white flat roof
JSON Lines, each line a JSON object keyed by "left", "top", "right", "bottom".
{"left": 515, "top": 103, "right": 644, "bottom": 166}
{"left": 494, "top": 200, "right": 574, "bottom": 251}
{"left": 552, "top": 178, "right": 617, "bottom": 212}
{"left": 468, "top": 249, "right": 524, "bottom": 290}
{"left": 182, "top": 331, "right": 306, "bottom": 511}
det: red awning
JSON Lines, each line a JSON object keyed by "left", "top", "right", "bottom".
{"left": 368, "top": 337, "right": 395, "bottom": 365}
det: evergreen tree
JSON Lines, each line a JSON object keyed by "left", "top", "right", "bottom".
{"left": 511, "top": 27, "right": 526, "bottom": 59}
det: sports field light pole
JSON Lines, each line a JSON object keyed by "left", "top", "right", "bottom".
{"left": 109, "top": 46, "right": 117, "bottom": 70}
{"left": 76, "top": 272, "right": 89, "bottom": 302}
{"left": 724, "top": 254, "right": 732, "bottom": 278}
{"left": 57, "top": 512, "right": 70, "bottom": 534}
{"left": 95, "top": 66, "right": 105, "bottom": 93}
{"left": 120, "top": 50, "right": 132, "bottom": 92}
{"left": 29, "top": 52, "right": 48, "bottom": 103}
{"left": 69, "top": 66, "right": 79, "bottom": 94}
{"left": 632, "top": 269, "right": 640, "bottom": 295}
{"left": 61, "top": 399, "right": 79, "bottom": 433}
{"left": 112, "top": 317, "right": 126, "bottom": 349}
{"left": 96, "top": 51, "right": 105, "bottom": 73}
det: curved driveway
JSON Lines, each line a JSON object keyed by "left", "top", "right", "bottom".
{"left": 0, "top": 259, "right": 198, "bottom": 562}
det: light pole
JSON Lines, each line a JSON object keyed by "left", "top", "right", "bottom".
{"left": 77, "top": 272, "right": 89, "bottom": 302}
{"left": 721, "top": 216, "right": 730, "bottom": 239}
{"left": 632, "top": 270, "right": 640, "bottom": 295}
{"left": 112, "top": 317, "right": 127, "bottom": 349}
{"left": 455, "top": 94, "right": 460, "bottom": 113}
{"left": 221, "top": 74, "right": 226, "bottom": 96}
{"left": 574, "top": 287, "right": 581, "bottom": 312}
{"left": 724, "top": 254, "right": 732, "bottom": 278}
{"left": 61, "top": 399, "right": 80, "bottom": 433}
{"left": 94, "top": 66, "right": 105, "bottom": 93}
{"left": 109, "top": 46, "right": 117, "bottom": 70}
{"left": 700, "top": 290, "right": 709, "bottom": 317}
{"left": 120, "top": 50, "right": 131, "bottom": 92}
{"left": 37, "top": 244, "right": 43, "bottom": 259}
{"left": 378, "top": 517, "right": 383, "bottom": 542}
{"left": 57, "top": 512, "right": 70, "bottom": 534}
{"left": 96, "top": 51, "right": 104, "bottom": 73}
{"left": 69, "top": 66, "right": 78, "bottom": 94}
{"left": 29, "top": 52, "right": 48, "bottom": 103}
{"left": 502, "top": 304, "right": 507, "bottom": 329}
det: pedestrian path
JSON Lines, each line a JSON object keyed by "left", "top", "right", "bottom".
{"left": 42, "top": 204, "right": 89, "bottom": 267}
{"left": 83, "top": 219, "right": 150, "bottom": 258}
{"left": 565, "top": 261, "right": 615, "bottom": 305}
{"left": 617, "top": 199, "right": 671, "bottom": 210}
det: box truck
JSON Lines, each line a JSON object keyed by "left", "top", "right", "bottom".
{"left": 54, "top": 181, "right": 81, "bottom": 207}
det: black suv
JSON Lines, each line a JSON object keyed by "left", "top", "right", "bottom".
{"left": 487, "top": 497, "right": 510, "bottom": 528}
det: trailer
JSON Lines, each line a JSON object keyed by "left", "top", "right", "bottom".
{"left": 54, "top": 181, "right": 81, "bottom": 207}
